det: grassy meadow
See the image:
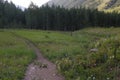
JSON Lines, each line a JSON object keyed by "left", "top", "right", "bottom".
{"left": 14, "top": 28, "right": 120, "bottom": 80}
{"left": 0, "top": 30, "right": 35, "bottom": 80}
{"left": 0, "top": 28, "right": 120, "bottom": 80}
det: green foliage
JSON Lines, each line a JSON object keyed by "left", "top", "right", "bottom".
{"left": 88, "top": 37, "right": 120, "bottom": 80}
{"left": 93, "top": 37, "right": 120, "bottom": 64}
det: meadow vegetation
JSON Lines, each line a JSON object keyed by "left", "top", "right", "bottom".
{"left": 0, "top": 30, "right": 35, "bottom": 80}
{"left": 0, "top": 0, "right": 120, "bottom": 80}
{"left": 0, "top": 28, "right": 119, "bottom": 80}
{"left": 13, "top": 27, "right": 120, "bottom": 80}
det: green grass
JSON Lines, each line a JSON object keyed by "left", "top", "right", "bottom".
{"left": 14, "top": 30, "right": 91, "bottom": 61}
{"left": 13, "top": 27, "right": 120, "bottom": 80}
{"left": 0, "top": 31, "right": 35, "bottom": 80}
{"left": 0, "top": 28, "right": 120, "bottom": 80}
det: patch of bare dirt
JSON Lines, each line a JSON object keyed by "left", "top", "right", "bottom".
{"left": 24, "top": 41, "right": 65, "bottom": 80}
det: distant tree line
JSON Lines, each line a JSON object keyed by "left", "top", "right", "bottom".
{"left": 0, "top": 0, "right": 25, "bottom": 28}
{"left": 0, "top": 0, "right": 120, "bottom": 30}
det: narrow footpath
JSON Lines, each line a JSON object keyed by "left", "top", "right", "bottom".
{"left": 23, "top": 39, "right": 65, "bottom": 80}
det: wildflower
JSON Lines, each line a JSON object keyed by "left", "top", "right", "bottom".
{"left": 112, "top": 55, "right": 114, "bottom": 58}
{"left": 91, "top": 75, "right": 93, "bottom": 77}
{"left": 109, "top": 56, "right": 112, "bottom": 59}
{"left": 107, "top": 77, "right": 110, "bottom": 80}
{"left": 93, "top": 76, "right": 95, "bottom": 80}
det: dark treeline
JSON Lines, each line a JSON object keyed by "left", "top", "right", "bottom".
{"left": 0, "top": 0, "right": 25, "bottom": 28}
{"left": 0, "top": 0, "right": 120, "bottom": 30}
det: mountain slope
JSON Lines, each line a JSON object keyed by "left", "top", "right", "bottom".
{"left": 46, "top": 0, "right": 120, "bottom": 12}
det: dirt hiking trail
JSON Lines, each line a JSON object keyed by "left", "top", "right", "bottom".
{"left": 24, "top": 40, "right": 65, "bottom": 80}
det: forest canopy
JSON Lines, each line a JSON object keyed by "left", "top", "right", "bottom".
{"left": 0, "top": 0, "right": 120, "bottom": 30}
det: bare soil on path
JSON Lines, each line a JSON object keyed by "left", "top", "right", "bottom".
{"left": 23, "top": 40, "right": 65, "bottom": 80}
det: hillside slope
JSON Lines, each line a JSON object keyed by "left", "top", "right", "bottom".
{"left": 46, "top": 0, "right": 120, "bottom": 12}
